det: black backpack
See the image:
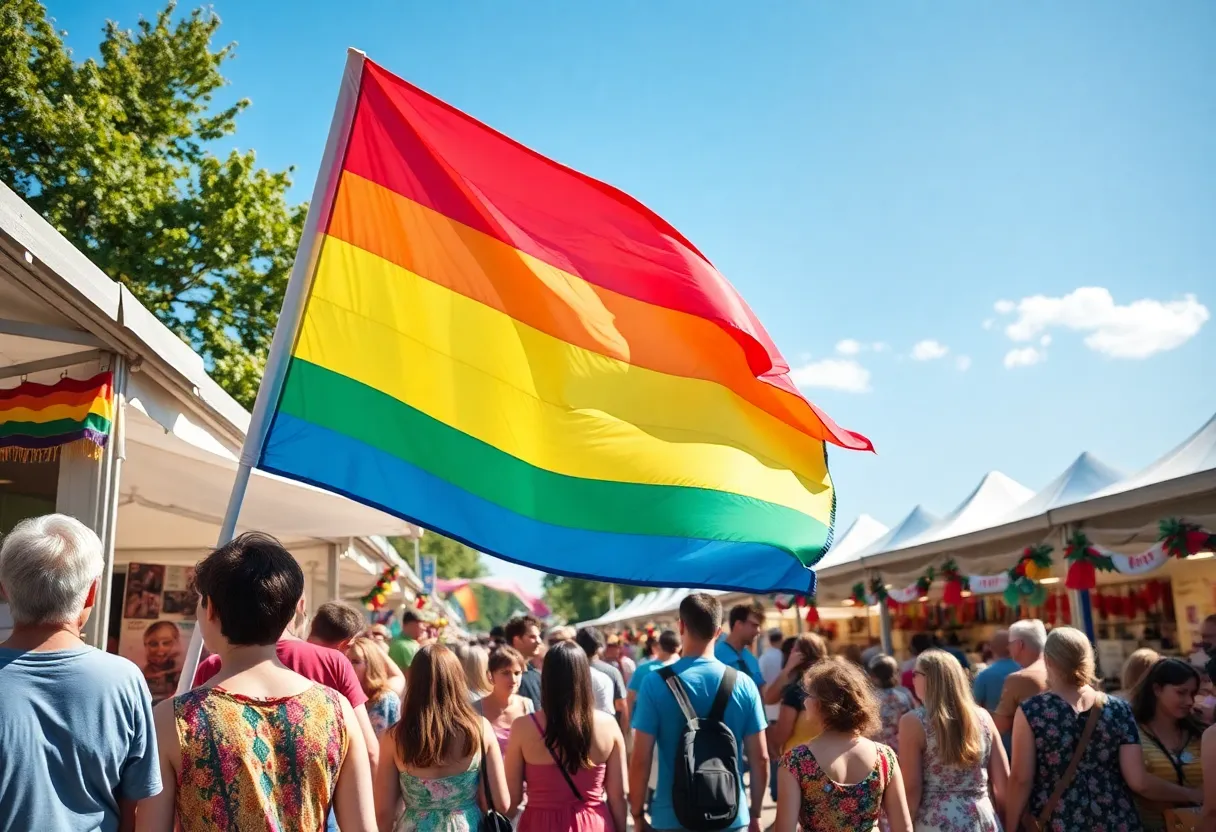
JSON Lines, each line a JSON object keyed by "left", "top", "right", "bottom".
{"left": 657, "top": 666, "right": 740, "bottom": 831}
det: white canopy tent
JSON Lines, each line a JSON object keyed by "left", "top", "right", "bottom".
{"left": 0, "top": 180, "right": 425, "bottom": 646}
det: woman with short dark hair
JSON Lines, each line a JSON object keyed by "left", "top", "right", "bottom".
{"left": 504, "top": 640, "right": 626, "bottom": 832}
{"left": 136, "top": 533, "right": 376, "bottom": 832}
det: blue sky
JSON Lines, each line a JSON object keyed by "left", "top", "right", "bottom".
{"left": 50, "top": 2, "right": 1216, "bottom": 595}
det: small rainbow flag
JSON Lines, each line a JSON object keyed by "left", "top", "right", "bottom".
{"left": 0, "top": 372, "right": 114, "bottom": 462}
{"left": 258, "top": 57, "right": 869, "bottom": 594}
{"left": 450, "top": 585, "right": 480, "bottom": 624}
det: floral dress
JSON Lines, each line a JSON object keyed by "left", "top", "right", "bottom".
{"left": 368, "top": 689, "right": 401, "bottom": 736}
{"left": 1020, "top": 691, "right": 1144, "bottom": 832}
{"left": 872, "top": 687, "right": 916, "bottom": 752}
{"left": 912, "top": 707, "right": 999, "bottom": 832}
{"left": 396, "top": 752, "right": 483, "bottom": 832}
{"left": 780, "top": 741, "right": 897, "bottom": 832}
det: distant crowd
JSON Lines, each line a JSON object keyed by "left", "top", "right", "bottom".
{"left": 1, "top": 513, "right": 1214, "bottom": 831}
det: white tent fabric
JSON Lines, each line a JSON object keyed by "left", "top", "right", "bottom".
{"left": 856, "top": 506, "right": 940, "bottom": 559}
{"left": 1006, "top": 452, "right": 1124, "bottom": 521}
{"left": 815, "top": 514, "right": 890, "bottom": 573}
{"left": 1089, "top": 413, "right": 1216, "bottom": 500}
{"left": 900, "top": 472, "right": 1034, "bottom": 551}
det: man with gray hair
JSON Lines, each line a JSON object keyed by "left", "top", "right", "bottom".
{"left": 994, "top": 618, "right": 1049, "bottom": 749}
{"left": 0, "top": 514, "right": 161, "bottom": 831}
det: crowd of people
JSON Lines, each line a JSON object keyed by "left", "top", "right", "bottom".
{"left": 2, "top": 512, "right": 1216, "bottom": 832}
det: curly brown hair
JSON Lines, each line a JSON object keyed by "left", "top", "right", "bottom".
{"left": 802, "top": 657, "right": 879, "bottom": 736}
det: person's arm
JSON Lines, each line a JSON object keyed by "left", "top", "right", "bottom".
{"left": 629, "top": 729, "right": 656, "bottom": 832}
{"left": 896, "top": 712, "right": 924, "bottom": 821}
{"left": 764, "top": 650, "right": 803, "bottom": 706}
{"left": 334, "top": 694, "right": 377, "bottom": 832}
{"left": 504, "top": 716, "right": 526, "bottom": 815}
{"left": 769, "top": 704, "right": 798, "bottom": 752}
{"left": 603, "top": 715, "right": 629, "bottom": 832}
{"left": 981, "top": 708, "right": 1010, "bottom": 816}
{"left": 352, "top": 704, "right": 381, "bottom": 771}
{"left": 615, "top": 694, "right": 631, "bottom": 752}
{"left": 744, "top": 728, "right": 770, "bottom": 830}
{"left": 133, "top": 701, "right": 177, "bottom": 832}
{"left": 882, "top": 752, "right": 914, "bottom": 832}
{"left": 1005, "top": 708, "right": 1035, "bottom": 831}
{"left": 1120, "top": 744, "right": 1203, "bottom": 804}
{"left": 1200, "top": 726, "right": 1216, "bottom": 832}
{"left": 481, "top": 717, "right": 511, "bottom": 815}
{"left": 374, "top": 730, "right": 401, "bottom": 832}
{"left": 774, "top": 762, "right": 800, "bottom": 832}
{"left": 384, "top": 657, "right": 406, "bottom": 699}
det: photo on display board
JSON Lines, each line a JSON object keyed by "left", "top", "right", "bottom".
{"left": 118, "top": 564, "right": 198, "bottom": 704}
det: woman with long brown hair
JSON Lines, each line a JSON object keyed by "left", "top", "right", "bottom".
{"left": 898, "top": 650, "right": 1006, "bottom": 831}
{"left": 764, "top": 632, "right": 828, "bottom": 753}
{"left": 374, "top": 644, "right": 510, "bottom": 832}
{"left": 504, "top": 640, "right": 627, "bottom": 832}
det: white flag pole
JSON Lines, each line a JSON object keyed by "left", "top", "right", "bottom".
{"left": 177, "top": 47, "right": 369, "bottom": 694}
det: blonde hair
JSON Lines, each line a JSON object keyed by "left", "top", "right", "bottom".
{"left": 1121, "top": 648, "right": 1159, "bottom": 693}
{"left": 456, "top": 643, "right": 492, "bottom": 697}
{"left": 1043, "top": 627, "right": 1096, "bottom": 688}
{"left": 916, "top": 650, "right": 982, "bottom": 767}
{"left": 346, "top": 635, "right": 392, "bottom": 699}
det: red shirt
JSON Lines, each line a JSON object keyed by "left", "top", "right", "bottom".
{"left": 192, "top": 638, "right": 368, "bottom": 708}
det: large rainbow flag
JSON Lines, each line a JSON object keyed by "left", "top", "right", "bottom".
{"left": 258, "top": 57, "right": 870, "bottom": 594}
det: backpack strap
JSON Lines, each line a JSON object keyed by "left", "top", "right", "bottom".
{"left": 658, "top": 666, "right": 699, "bottom": 725}
{"left": 708, "top": 667, "right": 738, "bottom": 723}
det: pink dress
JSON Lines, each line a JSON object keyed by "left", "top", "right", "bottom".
{"left": 517, "top": 715, "right": 615, "bottom": 832}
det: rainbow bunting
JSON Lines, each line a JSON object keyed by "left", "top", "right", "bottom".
{"left": 0, "top": 372, "right": 114, "bottom": 462}
{"left": 258, "top": 57, "right": 870, "bottom": 594}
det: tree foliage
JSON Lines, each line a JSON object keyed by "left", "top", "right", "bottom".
{"left": 0, "top": 1, "right": 305, "bottom": 408}
{"left": 389, "top": 533, "right": 487, "bottom": 581}
{"left": 469, "top": 584, "right": 526, "bottom": 630}
{"left": 542, "top": 575, "right": 646, "bottom": 625}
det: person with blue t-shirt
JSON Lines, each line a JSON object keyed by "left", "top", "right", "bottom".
{"left": 972, "top": 629, "right": 1018, "bottom": 712}
{"left": 0, "top": 515, "right": 162, "bottom": 832}
{"left": 630, "top": 593, "right": 768, "bottom": 832}
{"left": 714, "top": 602, "right": 766, "bottom": 688}
{"left": 627, "top": 628, "right": 680, "bottom": 707}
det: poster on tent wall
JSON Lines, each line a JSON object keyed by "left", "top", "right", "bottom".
{"left": 118, "top": 563, "right": 198, "bottom": 704}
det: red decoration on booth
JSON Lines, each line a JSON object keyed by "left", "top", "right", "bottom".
{"left": 805, "top": 605, "right": 820, "bottom": 625}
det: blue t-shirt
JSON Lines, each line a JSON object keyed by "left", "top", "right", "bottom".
{"left": 973, "top": 657, "right": 1019, "bottom": 712}
{"left": 628, "top": 657, "right": 676, "bottom": 693}
{"left": 714, "top": 639, "right": 764, "bottom": 687}
{"left": 0, "top": 646, "right": 161, "bottom": 832}
{"left": 632, "top": 655, "right": 766, "bottom": 831}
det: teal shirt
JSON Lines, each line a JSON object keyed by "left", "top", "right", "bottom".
{"left": 714, "top": 639, "right": 764, "bottom": 687}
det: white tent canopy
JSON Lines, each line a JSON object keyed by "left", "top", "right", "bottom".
{"left": 903, "top": 472, "right": 1034, "bottom": 551}
{"left": 814, "top": 514, "right": 890, "bottom": 572}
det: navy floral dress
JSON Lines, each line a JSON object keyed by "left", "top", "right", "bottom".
{"left": 1019, "top": 691, "right": 1144, "bottom": 832}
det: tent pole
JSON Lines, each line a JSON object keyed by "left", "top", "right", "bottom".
{"left": 175, "top": 48, "right": 368, "bottom": 695}
{"left": 89, "top": 354, "right": 128, "bottom": 650}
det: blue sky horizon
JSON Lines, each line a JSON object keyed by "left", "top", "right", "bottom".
{"left": 48, "top": 1, "right": 1216, "bottom": 597}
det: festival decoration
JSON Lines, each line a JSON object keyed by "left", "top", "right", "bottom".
{"left": 1002, "top": 546, "right": 1053, "bottom": 608}
{"left": 805, "top": 596, "right": 820, "bottom": 625}
{"left": 1159, "top": 519, "right": 1216, "bottom": 560}
{"left": 849, "top": 582, "right": 868, "bottom": 606}
{"left": 254, "top": 57, "right": 870, "bottom": 598}
{"left": 1063, "top": 531, "right": 1115, "bottom": 591}
{"left": 915, "top": 567, "right": 936, "bottom": 598}
{"left": 940, "top": 560, "right": 969, "bottom": 605}
{"left": 360, "top": 564, "right": 399, "bottom": 610}
{"left": 870, "top": 576, "right": 895, "bottom": 608}
{"left": 0, "top": 371, "right": 114, "bottom": 462}
{"left": 436, "top": 577, "right": 551, "bottom": 618}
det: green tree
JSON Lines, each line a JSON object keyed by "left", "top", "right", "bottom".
{"left": 389, "top": 533, "right": 486, "bottom": 581}
{"left": 469, "top": 584, "right": 526, "bottom": 630}
{"left": 542, "top": 575, "right": 646, "bottom": 625}
{"left": 0, "top": 1, "right": 305, "bottom": 408}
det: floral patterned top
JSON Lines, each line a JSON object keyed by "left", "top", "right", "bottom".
{"left": 1020, "top": 691, "right": 1144, "bottom": 832}
{"left": 174, "top": 684, "right": 347, "bottom": 831}
{"left": 780, "top": 741, "right": 896, "bottom": 832}
{"left": 395, "top": 751, "right": 483, "bottom": 832}
{"left": 911, "top": 706, "right": 998, "bottom": 832}
{"left": 872, "top": 687, "right": 916, "bottom": 752}
{"left": 368, "top": 689, "right": 401, "bottom": 736}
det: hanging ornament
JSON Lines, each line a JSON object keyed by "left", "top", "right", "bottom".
{"left": 915, "top": 567, "right": 936, "bottom": 598}
{"left": 805, "top": 604, "right": 820, "bottom": 625}
{"left": 850, "top": 582, "right": 868, "bottom": 606}
{"left": 869, "top": 577, "right": 897, "bottom": 609}
{"left": 940, "top": 559, "right": 969, "bottom": 606}
{"left": 1160, "top": 518, "right": 1216, "bottom": 560}
{"left": 1063, "top": 531, "right": 1114, "bottom": 591}
{"left": 360, "top": 565, "right": 400, "bottom": 610}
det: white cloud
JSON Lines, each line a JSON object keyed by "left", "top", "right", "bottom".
{"left": 791, "top": 358, "right": 871, "bottom": 393}
{"left": 835, "top": 338, "right": 862, "bottom": 356}
{"left": 994, "top": 300, "right": 1016, "bottom": 314}
{"left": 1040, "top": 335, "right": 1052, "bottom": 347}
{"left": 911, "top": 339, "right": 950, "bottom": 361}
{"left": 955, "top": 355, "right": 972, "bottom": 372}
{"left": 996, "top": 287, "right": 1208, "bottom": 359}
{"left": 1004, "top": 346, "right": 1046, "bottom": 368}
